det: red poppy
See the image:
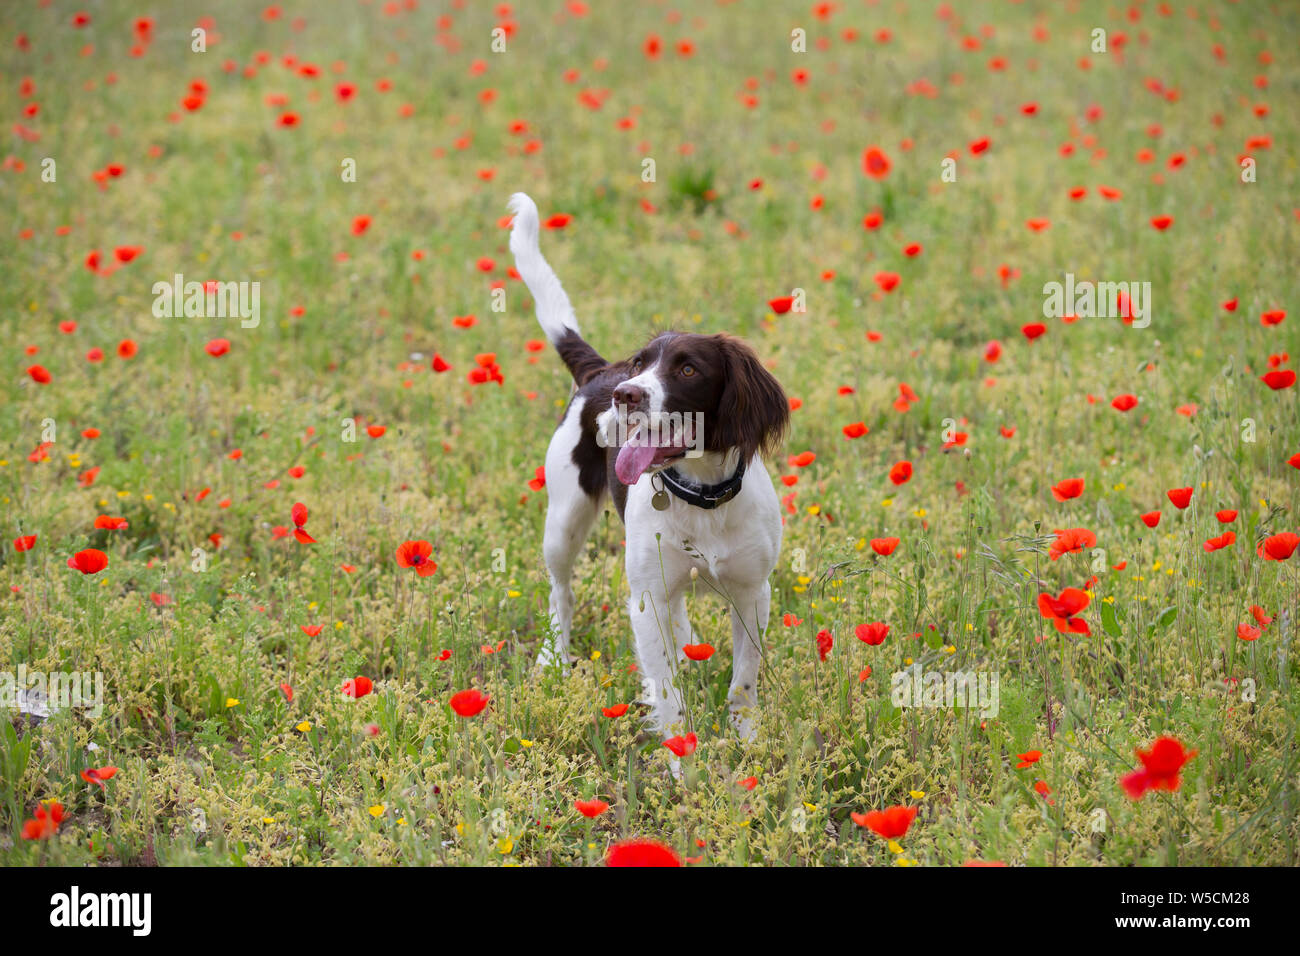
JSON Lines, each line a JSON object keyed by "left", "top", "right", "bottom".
{"left": 1203, "top": 531, "right": 1235, "bottom": 552}
{"left": 606, "top": 838, "right": 681, "bottom": 867}
{"left": 395, "top": 539, "right": 437, "bottom": 576}
{"left": 21, "top": 802, "right": 66, "bottom": 840}
{"left": 342, "top": 676, "right": 373, "bottom": 698}
{"left": 1259, "top": 532, "right": 1299, "bottom": 561}
{"left": 450, "top": 688, "right": 490, "bottom": 717}
{"left": 1236, "top": 623, "right": 1261, "bottom": 641}
{"left": 889, "top": 461, "right": 913, "bottom": 485}
{"left": 1215, "top": 509, "right": 1237, "bottom": 523}
{"left": 1016, "top": 750, "right": 1042, "bottom": 769}
{"left": 1119, "top": 736, "right": 1197, "bottom": 799}
{"left": 850, "top": 804, "right": 917, "bottom": 839}
{"left": 682, "top": 643, "right": 715, "bottom": 661}
{"left": 663, "top": 732, "right": 698, "bottom": 757}
{"left": 870, "top": 537, "right": 899, "bottom": 556}
{"left": 1150, "top": 215, "right": 1174, "bottom": 230}
{"left": 1140, "top": 511, "right": 1161, "bottom": 528}
{"left": 816, "top": 629, "right": 833, "bottom": 661}
{"left": 574, "top": 798, "right": 609, "bottom": 818}
{"left": 1021, "top": 322, "right": 1047, "bottom": 341}
{"left": 68, "top": 549, "right": 108, "bottom": 574}
{"left": 1250, "top": 605, "right": 1273, "bottom": 627}
{"left": 1051, "top": 478, "right": 1084, "bottom": 501}
{"left": 27, "top": 365, "right": 51, "bottom": 384}
{"left": 855, "top": 621, "right": 889, "bottom": 645}
{"left": 291, "top": 502, "right": 316, "bottom": 544}
{"left": 1048, "top": 527, "right": 1096, "bottom": 561}
{"left": 1037, "top": 587, "right": 1090, "bottom": 634}
{"left": 93, "top": 515, "right": 128, "bottom": 530}
{"left": 1111, "top": 394, "right": 1138, "bottom": 412}
{"left": 862, "top": 146, "right": 891, "bottom": 179}
{"left": 601, "top": 703, "right": 629, "bottom": 718}
{"left": 768, "top": 296, "right": 794, "bottom": 314}
{"left": 1167, "top": 487, "right": 1193, "bottom": 509}
{"left": 14, "top": 535, "right": 37, "bottom": 551}
{"left": 842, "top": 422, "right": 868, "bottom": 439}
{"left": 1261, "top": 369, "right": 1296, "bottom": 390}
{"left": 79, "top": 766, "right": 118, "bottom": 790}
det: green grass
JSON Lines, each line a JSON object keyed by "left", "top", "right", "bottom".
{"left": 2, "top": 0, "right": 1298, "bottom": 866}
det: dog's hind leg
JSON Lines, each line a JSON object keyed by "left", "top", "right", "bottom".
{"left": 537, "top": 407, "right": 601, "bottom": 673}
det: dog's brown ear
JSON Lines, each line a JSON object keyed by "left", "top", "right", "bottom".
{"left": 710, "top": 335, "right": 789, "bottom": 462}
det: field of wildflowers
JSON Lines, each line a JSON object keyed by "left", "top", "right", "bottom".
{"left": 2, "top": 0, "right": 1298, "bottom": 868}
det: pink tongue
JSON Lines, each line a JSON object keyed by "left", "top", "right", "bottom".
{"left": 615, "top": 439, "right": 658, "bottom": 486}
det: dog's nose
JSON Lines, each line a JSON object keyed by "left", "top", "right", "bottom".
{"left": 613, "top": 383, "right": 646, "bottom": 408}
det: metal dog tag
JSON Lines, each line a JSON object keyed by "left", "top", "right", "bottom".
{"left": 651, "top": 474, "right": 670, "bottom": 510}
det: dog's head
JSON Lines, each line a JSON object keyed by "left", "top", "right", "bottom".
{"left": 601, "top": 332, "right": 789, "bottom": 485}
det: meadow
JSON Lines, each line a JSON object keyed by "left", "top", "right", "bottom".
{"left": 2, "top": 0, "right": 1298, "bottom": 866}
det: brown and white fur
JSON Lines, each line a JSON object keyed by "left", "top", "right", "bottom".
{"left": 508, "top": 193, "right": 788, "bottom": 745}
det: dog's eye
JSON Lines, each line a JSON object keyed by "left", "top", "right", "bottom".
{"left": 681, "top": 364, "right": 695, "bottom": 377}
{"left": 632, "top": 359, "right": 643, "bottom": 372}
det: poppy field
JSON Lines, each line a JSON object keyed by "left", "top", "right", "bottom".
{"left": 3, "top": 0, "right": 1299, "bottom": 868}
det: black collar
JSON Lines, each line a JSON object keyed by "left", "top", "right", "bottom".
{"left": 658, "top": 460, "right": 745, "bottom": 510}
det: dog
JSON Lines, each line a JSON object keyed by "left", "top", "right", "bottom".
{"left": 508, "top": 193, "right": 789, "bottom": 743}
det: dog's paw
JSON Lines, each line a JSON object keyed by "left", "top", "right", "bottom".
{"left": 534, "top": 642, "right": 571, "bottom": 675}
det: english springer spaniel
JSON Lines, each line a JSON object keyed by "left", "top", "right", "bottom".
{"left": 508, "top": 193, "right": 789, "bottom": 745}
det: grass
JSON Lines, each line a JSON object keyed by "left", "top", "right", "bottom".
{"left": 1, "top": 0, "right": 1298, "bottom": 866}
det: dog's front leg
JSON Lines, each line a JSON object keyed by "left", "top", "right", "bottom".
{"left": 727, "top": 581, "right": 770, "bottom": 742}
{"left": 628, "top": 583, "right": 688, "bottom": 742}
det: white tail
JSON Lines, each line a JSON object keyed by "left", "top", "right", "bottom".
{"left": 508, "top": 192, "right": 580, "bottom": 345}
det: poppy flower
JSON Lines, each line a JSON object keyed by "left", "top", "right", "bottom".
{"left": 21, "top": 802, "right": 66, "bottom": 840}
{"left": 1167, "top": 487, "right": 1193, "bottom": 509}
{"left": 1236, "top": 623, "right": 1261, "bottom": 641}
{"left": 1261, "top": 369, "right": 1296, "bottom": 390}
{"left": 1216, "top": 509, "right": 1237, "bottom": 523}
{"left": 1140, "top": 510, "right": 1161, "bottom": 528}
{"left": 663, "top": 732, "right": 698, "bottom": 757}
{"left": 1021, "top": 322, "right": 1047, "bottom": 341}
{"left": 855, "top": 621, "right": 889, "bottom": 645}
{"left": 1150, "top": 215, "right": 1174, "bottom": 230}
{"left": 395, "top": 539, "right": 437, "bottom": 576}
{"left": 601, "top": 703, "right": 629, "bottom": 718}
{"left": 850, "top": 804, "right": 917, "bottom": 839}
{"left": 1260, "top": 309, "right": 1286, "bottom": 326}
{"left": 1037, "top": 587, "right": 1090, "bottom": 634}
{"left": 889, "top": 461, "right": 913, "bottom": 485}
{"left": 342, "top": 676, "right": 373, "bottom": 698}
{"left": 14, "top": 535, "right": 37, "bottom": 551}
{"left": 93, "top": 515, "right": 128, "bottom": 530}
{"left": 1119, "top": 736, "right": 1197, "bottom": 799}
{"left": 1250, "top": 605, "right": 1273, "bottom": 627}
{"left": 606, "top": 838, "right": 681, "bottom": 867}
{"left": 862, "top": 146, "right": 891, "bottom": 179}
{"left": 431, "top": 353, "right": 451, "bottom": 373}
{"left": 291, "top": 502, "right": 316, "bottom": 544}
{"left": 1111, "top": 394, "right": 1138, "bottom": 412}
{"left": 1203, "top": 531, "right": 1235, "bottom": 552}
{"left": 68, "top": 549, "right": 108, "bottom": 574}
{"left": 816, "top": 629, "right": 833, "bottom": 661}
{"left": 351, "top": 215, "right": 371, "bottom": 236}
{"left": 870, "top": 537, "right": 899, "bottom": 556}
{"left": 1048, "top": 527, "right": 1096, "bottom": 561}
{"left": 301, "top": 624, "right": 323, "bottom": 636}
{"left": 1051, "top": 478, "right": 1084, "bottom": 501}
{"left": 983, "top": 340, "right": 1002, "bottom": 363}
{"left": 26, "top": 365, "right": 51, "bottom": 384}
{"left": 574, "top": 799, "right": 609, "bottom": 818}
{"left": 118, "top": 340, "right": 137, "bottom": 359}
{"left": 682, "top": 643, "right": 715, "bottom": 661}
{"left": 843, "top": 422, "right": 868, "bottom": 439}
{"left": 1259, "top": 532, "right": 1299, "bottom": 561}
{"left": 768, "top": 296, "right": 794, "bottom": 314}
{"left": 1016, "top": 750, "right": 1042, "bottom": 769}
{"left": 79, "top": 766, "right": 119, "bottom": 790}
{"left": 450, "top": 688, "right": 490, "bottom": 717}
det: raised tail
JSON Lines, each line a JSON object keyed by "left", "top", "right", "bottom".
{"left": 508, "top": 192, "right": 606, "bottom": 384}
